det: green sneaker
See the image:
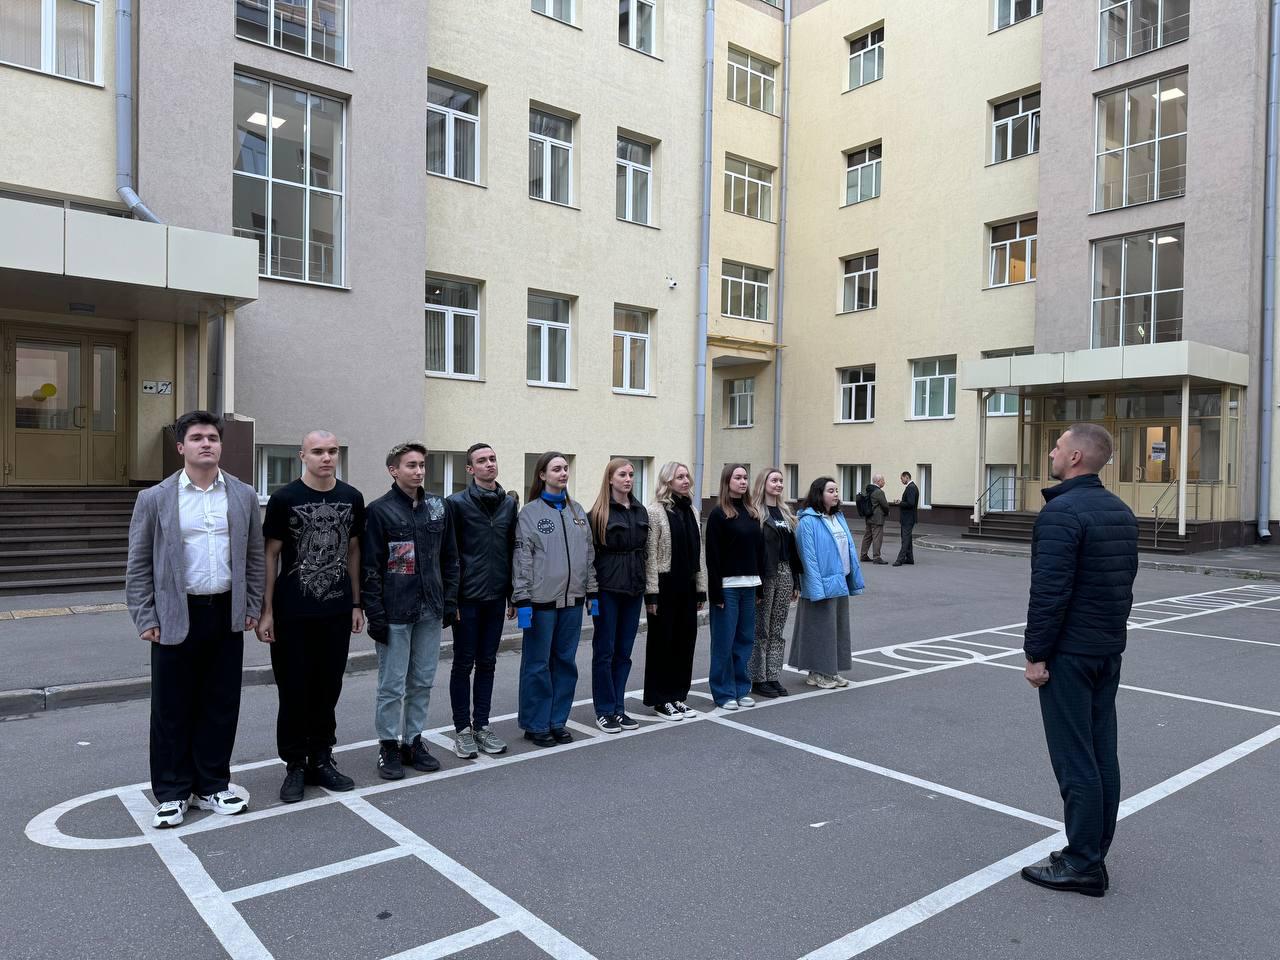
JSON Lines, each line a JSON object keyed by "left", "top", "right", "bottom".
{"left": 454, "top": 727, "right": 479, "bottom": 759}
{"left": 473, "top": 726, "right": 508, "bottom": 755}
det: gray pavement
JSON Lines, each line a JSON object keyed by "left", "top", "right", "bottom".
{"left": 4, "top": 551, "right": 1280, "bottom": 958}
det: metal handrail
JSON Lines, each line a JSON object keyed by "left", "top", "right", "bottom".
{"left": 1151, "top": 475, "right": 1179, "bottom": 548}
{"left": 974, "top": 474, "right": 1033, "bottom": 532}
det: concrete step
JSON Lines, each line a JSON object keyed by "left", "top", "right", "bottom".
{"left": 0, "top": 575, "right": 125, "bottom": 596}
{"left": 0, "top": 516, "right": 132, "bottom": 530}
{"left": 0, "top": 547, "right": 125, "bottom": 567}
{"left": 0, "top": 534, "right": 128, "bottom": 551}
{"left": 0, "top": 560, "right": 126, "bottom": 585}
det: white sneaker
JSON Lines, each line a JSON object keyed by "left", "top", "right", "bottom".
{"left": 718, "top": 699, "right": 739, "bottom": 711}
{"left": 832, "top": 674, "right": 850, "bottom": 687}
{"left": 806, "top": 672, "right": 839, "bottom": 689}
{"left": 152, "top": 799, "right": 188, "bottom": 828}
{"left": 193, "top": 789, "right": 248, "bottom": 816}
{"left": 737, "top": 696, "right": 755, "bottom": 707}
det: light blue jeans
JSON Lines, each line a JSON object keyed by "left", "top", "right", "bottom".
{"left": 375, "top": 615, "right": 442, "bottom": 741}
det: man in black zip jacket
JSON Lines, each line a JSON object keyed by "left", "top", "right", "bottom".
{"left": 1020, "top": 423, "right": 1137, "bottom": 899}
{"left": 445, "top": 443, "right": 517, "bottom": 759}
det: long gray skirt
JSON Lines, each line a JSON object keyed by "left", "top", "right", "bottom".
{"left": 787, "top": 595, "right": 852, "bottom": 675}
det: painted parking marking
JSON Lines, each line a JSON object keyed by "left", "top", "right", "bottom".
{"left": 1133, "top": 625, "right": 1280, "bottom": 648}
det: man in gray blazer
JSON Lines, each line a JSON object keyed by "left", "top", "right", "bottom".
{"left": 126, "top": 410, "right": 265, "bottom": 828}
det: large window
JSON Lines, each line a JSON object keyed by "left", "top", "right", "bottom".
{"left": 427, "top": 78, "right": 479, "bottom": 183}
{"left": 992, "top": 92, "right": 1040, "bottom": 163}
{"left": 527, "top": 293, "right": 571, "bottom": 387}
{"left": 1095, "top": 72, "right": 1187, "bottom": 211}
{"left": 989, "top": 216, "right": 1037, "bottom": 287}
{"left": 426, "top": 451, "right": 470, "bottom": 497}
{"left": 619, "top": 0, "right": 655, "bottom": 54}
{"left": 529, "top": 108, "right": 573, "bottom": 205}
{"left": 1, "top": 0, "right": 100, "bottom": 83}
{"left": 613, "top": 306, "right": 650, "bottom": 394}
{"left": 839, "top": 464, "right": 872, "bottom": 502}
{"left": 842, "top": 252, "right": 878, "bottom": 312}
{"left": 911, "top": 357, "right": 957, "bottom": 419}
{"left": 616, "top": 136, "right": 652, "bottom": 225}
{"left": 1099, "top": 0, "right": 1190, "bottom": 66}
{"left": 425, "top": 277, "right": 479, "bottom": 379}
{"left": 724, "top": 157, "right": 773, "bottom": 220}
{"left": 994, "top": 0, "right": 1042, "bottom": 30}
{"left": 727, "top": 47, "right": 776, "bottom": 113}
{"left": 233, "top": 73, "right": 346, "bottom": 285}
{"left": 1092, "top": 227, "right": 1184, "bottom": 347}
{"left": 721, "top": 262, "right": 770, "bottom": 322}
{"left": 838, "top": 366, "right": 876, "bottom": 423}
{"left": 532, "top": 0, "right": 573, "bottom": 24}
{"left": 848, "top": 27, "right": 884, "bottom": 90}
{"left": 236, "top": 0, "right": 345, "bottom": 65}
{"left": 727, "top": 378, "right": 755, "bottom": 427}
{"left": 845, "top": 144, "right": 882, "bottom": 205}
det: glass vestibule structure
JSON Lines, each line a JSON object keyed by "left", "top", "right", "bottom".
{"left": 1014, "top": 385, "right": 1242, "bottom": 521}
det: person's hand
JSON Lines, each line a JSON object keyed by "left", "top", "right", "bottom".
{"left": 443, "top": 608, "right": 457, "bottom": 629}
{"left": 367, "top": 619, "right": 389, "bottom": 643}
{"left": 351, "top": 608, "right": 365, "bottom": 634}
{"left": 517, "top": 606, "right": 533, "bottom": 629}
{"left": 256, "top": 614, "right": 274, "bottom": 644}
{"left": 791, "top": 589, "right": 800, "bottom": 603}
{"left": 140, "top": 627, "right": 160, "bottom": 644}
{"left": 244, "top": 617, "right": 258, "bottom": 632}
{"left": 647, "top": 603, "right": 657, "bottom": 616}
{"left": 1025, "top": 660, "right": 1050, "bottom": 688}
{"left": 506, "top": 605, "right": 517, "bottom": 620}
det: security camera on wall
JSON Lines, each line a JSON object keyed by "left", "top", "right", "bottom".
{"left": 666, "top": 276, "right": 678, "bottom": 289}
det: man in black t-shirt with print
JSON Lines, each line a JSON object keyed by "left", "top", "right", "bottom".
{"left": 257, "top": 430, "right": 366, "bottom": 803}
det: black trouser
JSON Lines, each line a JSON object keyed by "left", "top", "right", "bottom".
{"left": 895, "top": 515, "right": 916, "bottom": 563}
{"left": 643, "top": 574, "right": 698, "bottom": 706}
{"left": 269, "top": 612, "right": 352, "bottom": 766}
{"left": 150, "top": 593, "right": 243, "bottom": 803}
{"left": 450, "top": 598, "right": 506, "bottom": 730}
{"left": 1038, "top": 651, "right": 1123, "bottom": 873}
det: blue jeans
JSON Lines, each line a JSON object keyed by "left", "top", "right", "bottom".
{"left": 709, "top": 587, "right": 756, "bottom": 705}
{"left": 518, "top": 603, "right": 584, "bottom": 734}
{"left": 450, "top": 598, "right": 506, "bottom": 731}
{"left": 374, "top": 615, "right": 441, "bottom": 742}
{"left": 591, "top": 591, "right": 642, "bottom": 717}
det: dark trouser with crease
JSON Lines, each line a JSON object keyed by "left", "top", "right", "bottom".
{"left": 1038, "top": 651, "right": 1123, "bottom": 873}
{"left": 450, "top": 598, "right": 507, "bottom": 731}
{"left": 895, "top": 516, "right": 915, "bottom": 563}
{"left": 270, "top": 613, "right": 351, "bottom": 766}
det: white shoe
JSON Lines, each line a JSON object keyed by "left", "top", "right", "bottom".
{"left": 737, "top": 696, "right": 755, "bottom": 707}
{"left": 152, "top": 799, "right": 188, "bottom": 828}
{"left": 718, "top": 699, "right": 739, "bottom": 711}
{"left": 832, "top": 674, "right": 850, "bottom": 687}
{"left": 193, "top": 789, "right": 248, "bottom": 816}
{"left": 805, "top": 672, "right": 839, "bottom": 689}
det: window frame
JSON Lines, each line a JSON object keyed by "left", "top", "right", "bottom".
{"left": 910, "top": 356, "right": 958, "bottom": 420}
{"left": 785, "top": 464, "right": 799, "bottom": 500}
{"left": 427, "top": 77, "right": 480, "bottom": 184}
{"left": 425, "top": 451, "right": 472, "bottom": 498}
{"left": 727, "top": 377, "right": 755, "bottom": 428}
{"left": 619, "top": 0, "right": 656, "bottom": 55}
{"left": 982, "top": 348, "right": 1032, "bottom": 416}
{"left": 529, "top": 108, "right": 574, "bottom": 206}
{"left": 1093, "top": 72, "right": 1188, "bottom": 212}
{"left": 724, "top": 156, "right": 774, "bottom": 221}
{"left": 232, "top": 73, "right": 348, "bottom": 287}
{"left": 991, "top": 91, "right": 1041, "bottom": 164}
{"left": 988, "top": 216, "right": 1038, "bottom": 287}
{"left": 915, "top": 464, "right": 933, "bottom": 508}
{"left": 838, "top": 464, "right": 873, "bottom": 503}
{"left": 1, "top": 0, "right": 103, "bottom": 85}
{"left": 993, "top": 0, "right": 1043, "bottom": 31}
{"left": 425, "top": 277, "right": 480, "bottom": 380}
{"left": 721, "top": 261, "right": 771, "bottom": 323}
{"left": 1098, "top": 0, "right": 1190, "bottom": 67}
{"left": 1090, "top": 226, "right": 1185, "bottom": 347}
{"left": 235, "top": 0, "right": 349, "bottom": 67}
{"left": 616, "top": 136, "right": 653, "bottom": 225}
{"left": 526, "top": 293, "right": 573, "bottom": 388}
{"left": 255, "top": 443, "right": 345, "bottom": 501}
{"left": 847, "top": 26, "right": 884, "bottom": 91}
{"left": 844, "top": 144, "right": 882, "bottom": 206}
{"left": 842, "top": 252, "right": 879, "bottom": 312}
{"left": 531, "top": 0, "right": 574, "bottom": 25}
{"left": 837, "top": 365, "right": 877, "bottom": 423}
{"left": 612, "top": 306, "right": 652, "bottom": 395}
{"left": 727, "top": 47, "right": 777, "bottom": 114}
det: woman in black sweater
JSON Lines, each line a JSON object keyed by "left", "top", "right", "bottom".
{"left": 704, "top": 463, "right": 767, "bottom": 710}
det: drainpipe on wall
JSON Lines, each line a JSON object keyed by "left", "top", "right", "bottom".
{"left": 771, "top": 0, "right": 792, "bottom": 469}
{"left": 1258, "top": 0, "right": 1279, "bottom": 541}
{"left": 114, "top": 0, "right": 161, "bottom": 223}
{"left": 694, "top": 0, "right": 715, "bottom": 508}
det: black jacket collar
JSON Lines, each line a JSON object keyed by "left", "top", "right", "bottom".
{"left": 1042, "top": 473, "right": 1102, "bottom": 502}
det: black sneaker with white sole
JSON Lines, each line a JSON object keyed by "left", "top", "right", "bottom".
{"left": 653, "top": 702, "right": 682, "bottom": 721}
{"left": 595, "top": 714, "right": 622, "bottom": 734}
{"left": 378, "top": 739, "right": 404, "bottom": 780}
{"left": 616, "top": 713, "right": 639, "bottom": 731}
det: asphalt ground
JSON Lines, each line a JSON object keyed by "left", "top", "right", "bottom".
{"left": 5, "top": 549, "right": 1280, "bottom": 959}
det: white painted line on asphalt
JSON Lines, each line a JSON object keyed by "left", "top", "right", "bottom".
{"left": 224, "top": 846, "right": 413, "bottom": 903}
{"left": 117, "top": 790, "right": 272, "bottom": 960}
{"left": 384, "top": 917, "right": 520, "bottom": 959}
{"left": 342, "top": 795, "right": 598, "bottom": 960}
{"left": 1133, "top": 625, "right": 1280, "bottom": 648}
{"left": 799, "top": 721, "right": 1280, "bottom": 959}
{"left": 564, "top": 719, "right": 604, "bottom": 739}
{"left": 709, "top": 715, "right": 1063, "bottom": 830}
{"left": 848, "top": 656, "right": 914, "bottom": 672}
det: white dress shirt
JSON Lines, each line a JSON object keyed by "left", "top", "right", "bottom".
{"left": 179, "top": 469, "right": 233, "bottom": 595}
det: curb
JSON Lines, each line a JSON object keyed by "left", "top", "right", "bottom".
{"left": 0, "top": 609, "right": 711, "bottom": 719}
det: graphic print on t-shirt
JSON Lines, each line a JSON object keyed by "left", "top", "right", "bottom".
{"left": 288, "top": 501, "right": 355, "bottom": 602}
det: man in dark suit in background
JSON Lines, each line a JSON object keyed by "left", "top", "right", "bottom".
{"left": 892, "top": 471, "right": 919, "bottom": 566}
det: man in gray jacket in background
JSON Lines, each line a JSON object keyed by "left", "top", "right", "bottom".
{"left": 859, "top": 474, "right": 890, "bottom": 565}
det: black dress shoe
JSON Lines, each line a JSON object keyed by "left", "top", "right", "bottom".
{"left": 279, "top": 764, "right": 305, "bottom": 804}
{"left": 770, "top": 680, "right": 790, "bottom": 696}
{"left": 550, "top": 727, "right": 573, "bottom": 744}
{"left": 752, "top": 682, "right": 780, "bottom": 699}
{"left": 1050, "top": 849, "right": 1109, "bottom": 889}
{"left": 1021, "top": 858, "right": 1106, "bottom": 897}
{"left": 523, "top": 731, "right": 557, "bottom": 748}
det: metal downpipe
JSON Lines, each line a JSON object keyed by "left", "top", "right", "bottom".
{"left": 115, "top": 0, "right": 161, "bottom": 223}
{"left": 771, "top": 0, "right": 792, "bottom": 468}
{"left": 694, "top": 0, "right": 715, "bottom": 508}
{"left": 1258, "top": 0, "right": 1279, "bottom": 540}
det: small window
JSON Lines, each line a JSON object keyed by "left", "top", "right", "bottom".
{"left": 845, "top": 144, "right": 882, "bottom": 205}
{"left": 532, "top": 0, "right": 573, "bottom": 25}
{"left": 994, "top": 0, "right": 1043, "bottom": 31}
{"left": 3, "top": 0, "right": 101, "bottom": 83}
{"left": 911, "top": 357, "right": 957, "bottom": 419}
{"left": 236, "top": 0, "right": 346, "bottom": 65}
{"left": 727, "top": 378, "right": 755, "bottom": 428}
{"left": 619, "top": 0, "right": 655, "bottom": 54}
{"left": 724, "top": 157, "right": 774, "bottom": 220}
{"left": 916, "top": 464, "right": 932, "bottom": 507}
{"left": 426, "top": 451, "right": 470, "bottom": 497}
{"left": 842, "top": 252, "right": 879, "bottom": 311}
{"left": 529, "top": 108, "right": 574, "bottom": 205}
{"left": 1099, "top": 0, "right": 1190, "bottom": 66}
{"left": 1095, "top": 72, "right": 1187, "bottom": 211}
{"left": 613, "top": 306, "right": 651, "bottom": 394}
{"left": 838, "top": 366, "right": 876, "bottom": 423}
{"left": 785, "top": 464, "right": 799, "bottom": 500}
{"left": 427, "top": 78, "right": 480, "bottom": 183}
{"left": 838, "top": 464, "right": 872, "bottom": 502}
{"left": 992, "top": 92, "right": 1040, "bottom": 163}
{"left": 527, "top": 293, "right": 572, "bottom": 386}
{"left": 616, "top": 136, "right": 653, "bottom": 225}
{"left": 727, "top": 47, "right": 776, "bottom": 113}
{"left": 425, "top": 277, "right": 480, "bottom": 378}
{"left": 1091, "top": 226, "right": 1184, "bottom": 347}
{"left": 989, "top": 216, "right": 1038, "bottom": 286}
{"left": 848, "top": 26, "right": 884, "bottom": 90}
{"left": 721, "top": 261, "right": 771, "bottom": 322}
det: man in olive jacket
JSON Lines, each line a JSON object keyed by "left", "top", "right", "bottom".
{"left": 1021, "top": 423, "right": 1137, "bottom": 899}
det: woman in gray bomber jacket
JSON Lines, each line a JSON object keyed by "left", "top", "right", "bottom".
{"left": 511, "top": 451, "right": 598, "bottom": 748}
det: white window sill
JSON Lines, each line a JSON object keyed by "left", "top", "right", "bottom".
{"left": 843, "top": 76, "right": 883, "bottom": 96}
{"left": 533, "top": 10, "right": 581, "bottom": 29}
{"left": 726, "top": 423, "right": 755, "bottom": 429}
{"left": 908, "top": 415, "right": 957, "bottom": 422}
{"left": 834, "top": 418, "right": 875, "bottom": 425}
{"left": 727, "top": 98, "right": 780, "bottom": 118}
{"left": 985, "top": 151, "right": 1039, "bottom": 168}
{"left": 619, "top": 42, "right": 663, "bottom": 62}
{"left": 984, "top": 279, "right": 1036, "bottom": 291}
{"left": 0, "top": 59, "right": 102, "bottom": 88}
{"left": 720, "top": 314, "right": 773, "bottom": 324}
{"left": 527, "top": 381, "right": 576, "bottom": 390}
{"left": 839, "top": 196, "right": 881, "bottom": 210}
{"left": 836, "top": 306, "right": 877, "bottom": 316}
{"left": 530, "top": 196, "right": 580, "bottom": 211}
{"left": 613, "top": 388, "right": 653, "bottom": 397}
{"left": 234, "top": 33, "right": 353, "bottom": 71}
{"left": 426, "top": 371, "right": 483, "bottom": 382}
{"left": 724, "top": 210, "right": 776, "bottom": 225}
{"left": 428, "top": 171, "right": 486, "bottom": 188}
{"left": 1089, "top": 192, "right": 1184, "bottom": 216}
{"left": 261, "top": 274, "right": 351, "bottom": 291}
{"left": 988, "top": 11, "right": 1043, "bottom": 35}
{"left": 617, "top": 216, "right": 659, "bottom": 230}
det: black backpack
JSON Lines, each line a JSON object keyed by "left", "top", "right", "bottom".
{"left": 855, "top": 489, "right": 874, "bottom": 519}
